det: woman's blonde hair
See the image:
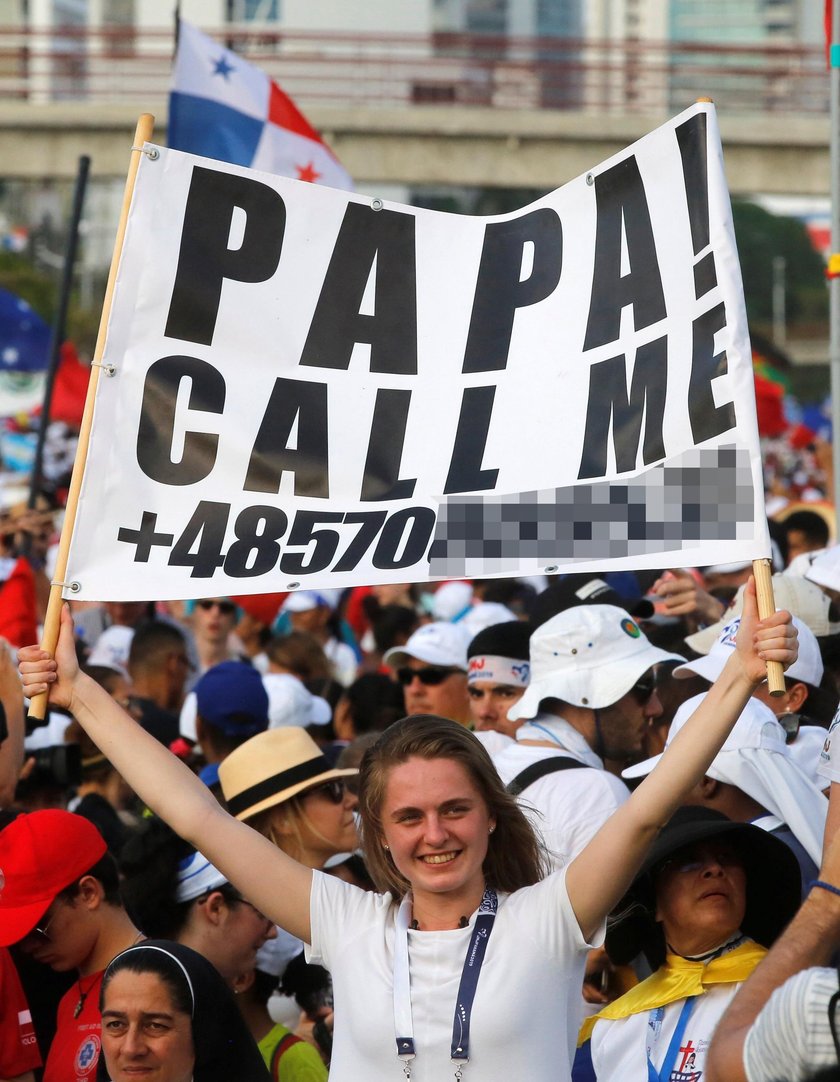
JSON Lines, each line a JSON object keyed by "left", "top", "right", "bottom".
{"left": 359, "top": 714, "right": 548, "bottom": 898}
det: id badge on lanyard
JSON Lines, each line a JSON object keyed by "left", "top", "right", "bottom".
{"left": 646, "top": 997, "right": 697, "bottom": 1082}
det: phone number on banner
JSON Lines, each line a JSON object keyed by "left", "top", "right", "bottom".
{"left": 116, "top": 502, "right": 436, "bottom": 579}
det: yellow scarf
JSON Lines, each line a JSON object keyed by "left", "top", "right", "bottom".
{"left": 578, "top": 940, "right": 766, "bottom": 1046}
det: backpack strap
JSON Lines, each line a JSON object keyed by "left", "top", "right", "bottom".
{"left": 270, "top": 1031, "right": 304, "bottom": 1078}
{"left": 506, "top": 755, "right": 591, "bottom": 797}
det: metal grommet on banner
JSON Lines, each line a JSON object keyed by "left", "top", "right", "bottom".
{"left": 585, "top": 173, "right": 594, "bottom": 186}
{"left": 51, "top": 580, "right": 81, "bottom": 593}
{"left": 91, "top": 361, "right": 116, "bottom": 376}
{"left": 371, "top": 198, "right": 384, "bottom": 211}
{"left": 544, "top": 565, "right": 559, "bottom": 574}
{"left": 131, "top": 145, "right": 159, "bottom": 160}
{"left": 286, "top": 582, "right": 301, "bottom": 590}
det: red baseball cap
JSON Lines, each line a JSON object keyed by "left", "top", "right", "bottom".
{"left": 0, "top": 810, "right": 107, "bottom": 945}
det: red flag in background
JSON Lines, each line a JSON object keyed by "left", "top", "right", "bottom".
{"left": 828, "top": 0, "right": 834, "bottom": 66}
{"left": 42, "top": 342, "right": 88, "bottom": 428}
{"left": 753, "top": 372, "right": 787, "bottom": 438}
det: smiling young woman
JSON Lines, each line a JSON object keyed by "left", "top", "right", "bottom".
{"left": 19, "top": 580, "right": 798, "bottom": 1082}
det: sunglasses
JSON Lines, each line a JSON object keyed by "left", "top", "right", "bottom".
{"left": 778, "top": 711, "right": 801, "bottom": 746}
{"left": 303, "top": 779, "right": 346, "bottom": 804}
{"left": 197, "top": 599, "right": 236, "bottom": 615}
{"left": 396, "top": 666, "right": 459, "bottom": 687}
{"left": 628, "top": 672, "right": 657, "bottom": 704}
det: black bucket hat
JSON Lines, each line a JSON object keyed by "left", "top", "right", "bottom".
{"left": 606, "top": 806, "right": 801, "bottom": 969}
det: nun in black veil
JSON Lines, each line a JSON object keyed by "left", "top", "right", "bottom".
{"left": 97, "top": 939, "right": 270, "bottom": 1082}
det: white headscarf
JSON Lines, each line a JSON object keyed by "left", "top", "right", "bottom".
{"left": 624, "top": 693, "right": 827, "bottom": 865}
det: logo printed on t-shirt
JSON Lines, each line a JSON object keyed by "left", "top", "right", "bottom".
{"left": 75, "top": 1034, "right": 100, "bottom": 1076}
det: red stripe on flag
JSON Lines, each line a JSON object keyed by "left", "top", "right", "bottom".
{"left": 827, "top": 0, "right": 833, "bottom": 67}
{"left": 267, "top": 80, "right": 326, "bottom": 145}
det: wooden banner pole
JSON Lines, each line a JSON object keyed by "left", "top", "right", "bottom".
{"left": 752, "top": 557, "right": 785, "bottom": 696}
{"left": 27, "top": 113, "right": 155, "bottom": 724}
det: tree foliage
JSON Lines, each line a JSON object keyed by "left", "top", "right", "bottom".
{"left": 731, "top": 200, "right": 827, "bottom": 328}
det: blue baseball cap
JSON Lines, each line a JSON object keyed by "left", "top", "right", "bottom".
{"left": 194, "top": 661, "right": 268, "bottom": 737}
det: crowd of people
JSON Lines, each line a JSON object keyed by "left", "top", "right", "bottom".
{"left": 3, "top": 505, "right": 840, "bottom": 1079}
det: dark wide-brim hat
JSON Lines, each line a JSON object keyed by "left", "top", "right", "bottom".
{"left": 606, "top": 806, "right": 801, "bottom": 969}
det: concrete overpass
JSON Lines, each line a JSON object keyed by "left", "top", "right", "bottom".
{"left": 0, "top": 100, "right": 829, "bottom": 196}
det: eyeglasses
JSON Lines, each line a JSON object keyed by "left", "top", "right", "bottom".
{"left": 30, "top": 905, "right": 58, "bottom": 942}
{"left": 236, "top": 898, "right": 272, "bottom": 925}
{"left": 396, "top": 666, "right": 459, "bottom": 687}
{"left": 656, "top": 846, "right": 742, "bottom": 877}
{"left": 628, "top": 672, "right": 657, "bottom": 704}
{"left": 302, "top": 779, "right": 346, "bottom": 804}
{"left": 197, "top": 599, "right": 236, "bottom": 615}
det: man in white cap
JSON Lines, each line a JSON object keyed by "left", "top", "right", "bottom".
{"left": 492, "top": 605, "right": 683, "bottom": 870}
{"left": 673, "top": 614, "right": 836, "bottom": 785}
{"left": 623, "top": 693, "right": 827, "bottom": 892}
{"left": 281, "top": 590, "right": 358, "bottom": 687}
{"left": 383, "top": 621, "right": 471, "bottom": 726}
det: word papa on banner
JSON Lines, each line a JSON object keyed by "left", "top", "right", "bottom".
{"left": 65, "top": 102, "right": 767, "bottom": 601}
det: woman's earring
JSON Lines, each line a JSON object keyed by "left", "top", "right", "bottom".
{"left": 383, "top": 843, "right": 390, "bottom": 850}
{"left": 488, "top": 826, "right": 495, "bottom": 834}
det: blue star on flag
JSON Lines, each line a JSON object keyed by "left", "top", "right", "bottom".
{"left": 211, "top": 54, "right": 235, "bottom": 80}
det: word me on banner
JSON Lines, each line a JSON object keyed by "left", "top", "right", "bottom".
{"left": 65, "top": 102, "right": 768, "bottom": 600}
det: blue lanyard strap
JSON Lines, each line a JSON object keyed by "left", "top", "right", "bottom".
{"left": 647, "top": 996, "right": 698, "bottom": 1082}
{"left": 393, "top": 888, "right": 498, "bottom": 1074}
{"left": 450, "top": 889, "right": 498, "bottom": 1063}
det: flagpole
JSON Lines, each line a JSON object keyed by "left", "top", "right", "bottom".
{"left": 27, "top": 154, "right": 90, "bottom": 511}
{"left": 831, "top": 3, "right": 840, "bottom": 524}
{"left": 27, "top": 114, "right": 155, "bottom": 726}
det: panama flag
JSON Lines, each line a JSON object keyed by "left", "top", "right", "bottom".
{"left": 168, "top": 20, "right": 353, "bottom": 190}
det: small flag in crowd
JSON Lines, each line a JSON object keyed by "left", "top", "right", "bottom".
{"left": 0, "top": 288, "right": 51, "bottom": 418}
{"left": 168, "top": 20, "right": 353, "bottom": 190}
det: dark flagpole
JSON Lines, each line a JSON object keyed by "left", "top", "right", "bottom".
{"left": 27, "top": 153, "right": 90, "bottom": 509}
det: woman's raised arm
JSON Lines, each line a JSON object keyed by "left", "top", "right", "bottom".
{"left": 18, "top": 605, "right": 314, "bottom": 943}
{"left": 566, "top": 576, "right": 797, "bottom": 940}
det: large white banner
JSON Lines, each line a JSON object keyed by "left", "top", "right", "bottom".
{"left": 66, "top": 102, "right": 769, "bottom": 601}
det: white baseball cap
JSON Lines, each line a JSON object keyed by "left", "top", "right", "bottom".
{"left": 806, "top": 545, "right": 840, "bottom": 594}
{"left": 263, "top": 672, "right": 331, "bottom": 729}
{"left": 508, "top": 605, "right": 684, "bottom": 719}
{"left": 676, "top": 615, "right": 823, "bottom": 687}
{"left": 86, "top": 625, "right": 135, "bottom": 678}
{"left": 685, "top": 571, "right": 840, "bottom": 654}
{"left": 431, "top": 581, "right": 474, "bottom": 622}
{"left": 281, "top": 590, "right": 342, "bottom": 613}
{"left": 383, "top": 621, "right": 470, "bottom": 671}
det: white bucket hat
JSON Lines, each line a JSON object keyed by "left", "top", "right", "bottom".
{"left": 621, "top": 693, "right": 827, "bottom": 865}
{"left": 675, "top": 615, "right": 823, "bottom": 688}
{"left": 508, "top": 604, "right": 684, "bottom": 719}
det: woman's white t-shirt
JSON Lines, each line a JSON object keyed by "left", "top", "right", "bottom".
{"left": 307, "top": 867, "right": 602, "bottom": 1082}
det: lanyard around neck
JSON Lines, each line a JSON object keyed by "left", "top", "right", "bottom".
{"left": 394, "top": 888, "right": 498, "bottom": 1079}
{"left": 647, "top": 996, "right": 697, "bottom": 1082}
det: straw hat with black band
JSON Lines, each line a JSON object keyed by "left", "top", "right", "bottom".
{"left": 218, "top": 727, "right": 357, "bottom": 822}
{"left": 605, "top": 806, "right": 801, "bottom": 970}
